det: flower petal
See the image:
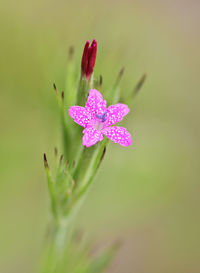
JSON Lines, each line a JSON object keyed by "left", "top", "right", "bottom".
{"left": 68, "top": 106, "right": 93, "bottom": 128}
{"left": 83, "top": 127, "right": 103, "bottom": 147}
{"left": 102, "top": 126, "right": 132, "bottom": 146}
{"left": 86, "top": 89, "right": 106, "bottom": 116}
{"left": 106, "top": 104, "right": 130, "bottom": 126}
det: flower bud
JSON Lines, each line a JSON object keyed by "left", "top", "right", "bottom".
{"left": 81, "top": 39, "right": 97, "bottom": 80}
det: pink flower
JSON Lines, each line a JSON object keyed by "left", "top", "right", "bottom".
{"left": 81, "top": 39, "right": 97, "bottom": 80}
{"left": 68, "top": 89, "right": 132, "bottom": 147}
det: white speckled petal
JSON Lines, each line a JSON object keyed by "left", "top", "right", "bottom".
{"left": 68, "top": 106, "right": 93, "bottom": 128}
{"left": 106, "top": 104, "right": 130, "bottom": 126}
{"left": 86, "top": 89, "right": 107, "bottom": 116}
{"left": 102, "top": 126, "right": 132, "bottom": 146}
{"left": 82, "top": 127, "right": 103, "bottom": 147}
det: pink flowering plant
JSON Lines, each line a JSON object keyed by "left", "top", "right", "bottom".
{"left": 42, "top": 39, "right": 145, "bottom": 273}
{"left": 69, "top": 89, "right": 131, "bottom": 147}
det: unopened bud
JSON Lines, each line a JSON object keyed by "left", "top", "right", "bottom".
{"left": 81, "top": 39, "right": 97, "bottom": 80}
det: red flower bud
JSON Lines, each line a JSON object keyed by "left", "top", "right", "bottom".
{"left": 81, "top": 39, "right": 97, "bottom": 80}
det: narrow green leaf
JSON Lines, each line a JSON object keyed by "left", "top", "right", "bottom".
{"left": 86, "top": 244, "right": 119, "bottom": 273}
{"left": 43, "top": 154, "right": 58, "bottom": 220}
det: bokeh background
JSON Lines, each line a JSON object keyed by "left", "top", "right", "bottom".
{"left": 0, "top": 0, "right": 200, "bottom": 272}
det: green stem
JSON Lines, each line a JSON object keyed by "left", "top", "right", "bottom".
{"left": 41, "top": 214, "right": 75, "bottom": 273}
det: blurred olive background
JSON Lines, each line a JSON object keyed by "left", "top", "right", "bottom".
{"left": 0, "top": 0, "right": 200, "bottom": 272}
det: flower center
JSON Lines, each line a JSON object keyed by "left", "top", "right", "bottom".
{"left": 96, "top": 111, "right": 107, "bottom": 122}
{"left": 94, "top": 112, "right": 107, "bottom": 130}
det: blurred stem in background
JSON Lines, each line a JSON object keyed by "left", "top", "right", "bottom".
{"left": 42, "top": 39, "right": 146, "bottom": 273}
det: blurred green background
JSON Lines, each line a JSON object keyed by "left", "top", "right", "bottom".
{"left": 0, "top": 0, "right": 200, "bottom": 272}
